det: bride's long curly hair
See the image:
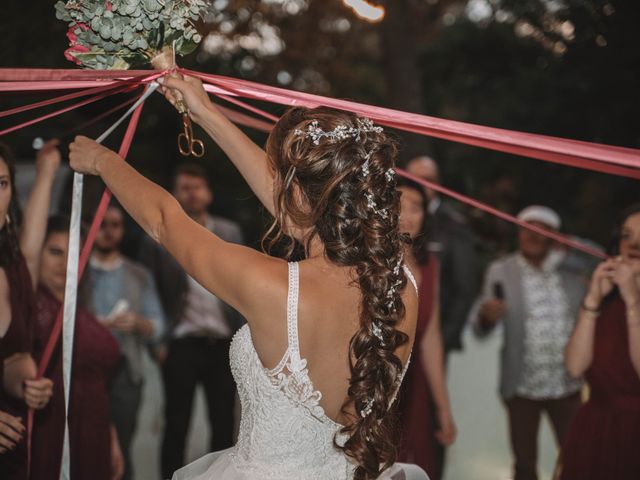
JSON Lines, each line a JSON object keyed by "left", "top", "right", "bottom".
{"left": 263, "top": 107, "right": 410, "bottom": 479}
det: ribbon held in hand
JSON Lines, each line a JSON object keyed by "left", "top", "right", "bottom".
{"left": 151, "top": 46, "right": 205, "bottom": 158}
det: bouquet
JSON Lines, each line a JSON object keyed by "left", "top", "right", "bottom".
{"left": 55, "top": 0, "right": 208, "bottom": 70}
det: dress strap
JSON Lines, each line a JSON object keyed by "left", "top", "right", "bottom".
{"left": 403, "top": 265, "right": 418, "bottom": 296}
{"left": 287, "top": 262, "right": 301, "bottom": 360}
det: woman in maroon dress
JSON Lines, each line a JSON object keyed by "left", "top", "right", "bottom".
{"left": 562, "top": 204, "right": 640, "bottom": 480}
{"left": 0, "top": 142, "right": 58, "bottom": 478}
{"left": 30, "top": 215, "right": 123, "bottom": 480}
{"left": 396, "top": 178, "right": 457, "bottom": 480}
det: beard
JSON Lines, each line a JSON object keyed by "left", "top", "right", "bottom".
{"left": 94, "top": 242, "right": 118, "bottom": 254}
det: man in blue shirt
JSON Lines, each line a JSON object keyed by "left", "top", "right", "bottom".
{"left": 87, "top": 204, "right": 165, "bottom": 480}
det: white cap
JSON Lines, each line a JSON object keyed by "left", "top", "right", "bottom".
{"left": 517, "top": 205, "right": 561, "bottom": 230}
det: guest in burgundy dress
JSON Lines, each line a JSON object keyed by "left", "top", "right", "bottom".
{"left": 396, "top": 178, "right": 457, "bottom": 480}
{"left": 0, "top": 254, "right": 34, "bottom": 472}
{"left": 563, "top": 204, "right": 640, "bottom": 480}
{"left": 0, "top": 142, "right": 58, "bottom": 478}
{"left": 30, "top": 215, "right": 123, "bottom": 480}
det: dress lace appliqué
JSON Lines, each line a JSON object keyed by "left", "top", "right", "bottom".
{"left": 226, "top": 262, "right": 414, "bottom": 480}
{"left": 265, "top": 262, "right": 326, "bottom": 420}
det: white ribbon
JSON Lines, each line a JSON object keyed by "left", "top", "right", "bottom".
{"left": 59, "top": 82, "right": 158, "bottom": 480}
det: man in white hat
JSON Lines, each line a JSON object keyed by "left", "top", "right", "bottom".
{"left": 470, "top": 205, "right": 590, "bottom": 480}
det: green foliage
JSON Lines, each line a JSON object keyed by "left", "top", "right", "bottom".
{"left": 3, "top": 0, "right": 637, "bottom": 247}
{"left": 55, "top": 0, "right": 208, "bottom": 69}
{"left": 416, "top": 1, "right": 640, "bottom": 244}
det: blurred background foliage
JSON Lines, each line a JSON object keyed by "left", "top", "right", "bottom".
{"left": 1, "top": 0, "right": 638, "bottom": 252}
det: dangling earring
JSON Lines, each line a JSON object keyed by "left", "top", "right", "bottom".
{"left": 5, "top": 214, "right": 9, "bottom": 225}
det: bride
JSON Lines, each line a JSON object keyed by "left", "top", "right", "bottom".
{"left": 69, "top": 75, "right": 425, "bottom": 480}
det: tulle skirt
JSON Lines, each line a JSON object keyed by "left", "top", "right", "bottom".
{"left": 171, "top": 448, "right": 239, "bottom": 480}
{"left": 171, "top": 448, "right": 430, "bottom": 480}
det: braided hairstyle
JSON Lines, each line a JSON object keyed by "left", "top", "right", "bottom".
{"left": 264, "top": 107, "right": 411, "bottom": 479}
{"left": 0, "top": 142, "right": 23, "bottom": 268}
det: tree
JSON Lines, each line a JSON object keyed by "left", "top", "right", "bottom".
{"left": 1, "top": 0, "right": 637, "bottom": 246}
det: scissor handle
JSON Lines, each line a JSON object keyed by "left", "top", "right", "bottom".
{"left": 190, "top": 138, "right": 205, "bottom": 158}
{"left": 177, "top": 132, "right": 192, "bottom": 156}
{"left": 177, "top": 112, "right": 206, "bottom": 157}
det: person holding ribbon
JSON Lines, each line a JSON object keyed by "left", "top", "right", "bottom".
{"left": 29, "top": 214, "right": 123, "bottom": 480}
{"left": 67, "top": 74, "right": 428, "bottom": 480}
{"left": 0, "top": 141, "right": 57, "bottom": 479}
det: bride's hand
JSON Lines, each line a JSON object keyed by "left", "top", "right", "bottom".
{"left": 69, "top": 136, "right": 116, "bottom": 176}
{"left": 157, "top": 75, "right": 214, "bottom": 125}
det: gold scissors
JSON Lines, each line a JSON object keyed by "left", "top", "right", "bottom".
{"left": 176, "top": 100, "right": 205, "bottom": 158}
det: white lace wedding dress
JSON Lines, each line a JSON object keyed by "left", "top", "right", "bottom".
{"left": 172, "top": 262, "right": 428, "bottom": 480}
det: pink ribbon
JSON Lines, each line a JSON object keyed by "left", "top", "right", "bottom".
{"left": 0, "top": 83, "right": 140, "bottom": 137}
{"left": 0, "top": 70, "right": 164, "bottom": 92}
{"left": 0, "top": 68, "right": 154, "bottom": 81}
{"left": 1, "top": 67, "right": 638, "bottom": 175}
{"left": 195, "top": 97, "right": 609, "bottom": 259}
{"left": 0, "top": 66, "right": 635, "bottom": 259}
{"left": 187, "top": 69, "right": 640, "bottom": 177}
{"left": 216, "top": 104, "right": 275, "bottom": 133}
{"left": 0, "top": 77, "right": 149, "bottom": 119}
{"left": 395, "top": 168, "right": 607, "bottom": 260}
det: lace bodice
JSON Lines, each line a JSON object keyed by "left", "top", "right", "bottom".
{"left": 228, "top": 262, "right": 416, "bottom": 480}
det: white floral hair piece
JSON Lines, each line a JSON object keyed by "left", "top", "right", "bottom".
{"left": 360, "top": 153, "right": 395, "bottom": 185}
{"left": 364, "top": 192, "right": 389, "bottom": 219}
{"left": 373, "top": 255, "right": 406, "bottom": 348}
{"left": 294, "top": 117, "right": 383, "bottom": 146}
{"left": 360, "top": 398, "right": 375, "bottom": 418}
{"left": 385, "top": 168, "right": 395, "bottom": 182}
{"left": 392, "top": 256, "right": 403, "bottom": 276}
{"left": 372, "top": 320, "right": 385, "bottom": 345}
{"left": 360, "top": 151, "right": 374, "bottom": 177}
{"left": 364, "top": 256, "right": 407, "bottom": 418}
{"left": 386, "top": 256, "right": 404, "bottom": 310}
{"left": 293, "top": 117, "right": 393, "bottom": 220}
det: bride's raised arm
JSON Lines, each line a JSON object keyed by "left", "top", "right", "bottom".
{"left": 68, "top": 137, "right": 281, "bottom": 321}
{"left": 158, "top": 75, "right": 276, "bottom": 217}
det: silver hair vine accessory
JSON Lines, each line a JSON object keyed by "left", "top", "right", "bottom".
{"left": 372, "top": 320, "right": 385, "bottom": 345}
{"left": 386, "top": 256, "right": 404, "bottom": 310}
{"left": 364, "top": 192, "right": 389, "bottom": 219}
{"left": 294, "top": 117, "right": 383, "bottom": 145}
{"left": 372, "top": 255, "right": 404, "bottom": 345}
{"left": 360, "top": 151, "right": 373, "bottom": 177}
{"left": 360, "top": 398, "right": 375, "bottom": 418}
{"left": 385, "top": 168, "right": 395, "bottom": 182}
{"left": 363, "top": 256, "right": 406, "bottom": 420}
{"left": 360, "top": 154, "right": 395, "bottom": 185}
{"left": 360, "top": 153, "right": 394, "bottom": 219}
{"left": 293, "top": 116, "right": 394, "bottom": 218}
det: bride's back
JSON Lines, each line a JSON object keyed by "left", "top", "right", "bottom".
{"left": 244, "top": 106, "right": 416, "bottom": 479}
{"left": 248, "top": 258, "right": 417, "bottom": 425}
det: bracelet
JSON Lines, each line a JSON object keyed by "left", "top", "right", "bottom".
{"left": 627, "top": 299, "right": 640, "bottom": 326}
{"left": 581, "top": 300, "right": 601, "bottom": 314}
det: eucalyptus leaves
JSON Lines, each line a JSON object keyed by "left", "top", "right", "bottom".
{"left": 55, "top": 0, "right": 208, "bottom": 69}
